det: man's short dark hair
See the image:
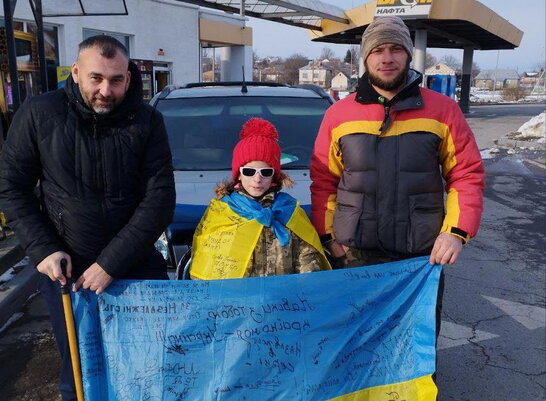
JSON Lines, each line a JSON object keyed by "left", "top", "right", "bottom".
{"left": 78, "top": 35, "right": 129, "bottom": 59}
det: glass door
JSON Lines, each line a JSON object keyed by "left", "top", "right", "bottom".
{"left": 153, "top": 64, "right": 171, "bottom": 94}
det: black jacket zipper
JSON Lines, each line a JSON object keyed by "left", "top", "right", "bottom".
{"left": 92, "top": 116, "right": 108, "bottom": 224}
{"left": 377, "top": 101, "right": 400, "bottom": 258}
{"left": 380, "top": 103, "right": 391, "bottom": 134}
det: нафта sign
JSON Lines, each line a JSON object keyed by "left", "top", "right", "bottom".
{"left": 375, "top": 0, "right": 433, "bottom": 18}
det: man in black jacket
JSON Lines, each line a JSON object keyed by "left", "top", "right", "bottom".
{"left": 0, "top": 35, "right": 175, "bottom": 400}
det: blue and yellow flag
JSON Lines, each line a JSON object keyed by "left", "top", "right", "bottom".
{"left": 191, "top": 192, "right": 330, "bottom": 279}
{"left": 72, "top": 256, "right": 441, "bottom": 400}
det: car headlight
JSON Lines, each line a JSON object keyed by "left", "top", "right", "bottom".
{"left": 154, "top": 232, "right": 169, "bottom": 260}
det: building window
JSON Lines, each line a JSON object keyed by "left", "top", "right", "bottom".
{"left": 0, "top": 19, "right": 60, "bottom": 92}
{"left": 302, "top": 72, "right": 308, "bottom": 79}
{"left": 82, "top": 28, "right": 131, "bottom": 55}
{"left": 313, "top": 72, "right": 319, "bottom": 78}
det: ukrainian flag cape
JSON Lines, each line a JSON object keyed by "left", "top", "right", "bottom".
{"left": 190, "top": 192, "right": 330, "bottom": 279}
{"left": 72, "top": 256, "right": 440, "bottom": 400}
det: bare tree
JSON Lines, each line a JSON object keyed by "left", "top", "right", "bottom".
{"left": 281, "top": 54, "right": 309, "bottom": 85}
{"left": 471, "top": 62, "right": 481, "bottom": 79}
{"left": 351, "top": 46, "right": 360, "bottom": 60}
{"left": 425, "top": 53, "right": 437, "bottom": 69}
{"left": 350, "top": 46, "right": 360, "bottom": 74}
{"left": 320, "top": 47, "right": 335, "bottom": 60}
{"left": 252, "top": 51, "right": 260, "bottom": 81}
{"left": 440, "top": 55, "right": 462, "bottom": 72}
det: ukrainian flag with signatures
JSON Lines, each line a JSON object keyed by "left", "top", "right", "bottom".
{"left": 72, "top": 256, "right": 441, "bottom": 400}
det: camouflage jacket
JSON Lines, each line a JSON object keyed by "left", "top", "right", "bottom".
{"left": 239, "top": 190, "right": 324, "bottom": 277}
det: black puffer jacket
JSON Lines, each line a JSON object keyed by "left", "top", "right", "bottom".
{"left": 0, "top": 63, "right": 175, "bottom": 279}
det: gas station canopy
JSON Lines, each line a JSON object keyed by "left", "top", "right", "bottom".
{"left": 173, "top": 0, "right": 348, "bottom": 30}
{"left": 309, "top": 0, "right": 523, "bottom": 51}
{"left": 42, "top": 0, "right": 128, "bottom": 17}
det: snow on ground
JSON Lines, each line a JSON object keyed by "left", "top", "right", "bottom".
{"left": 480, "top": 148, "right": 500, "bottom": 159}
{"left": 470, "top": 88, "right": 504, "bottom": 103}
{"left": 334, "top": 87, "right": 545, "bottom": 103}
{"left": 512, "top": 112, "right": 546, "bottom": 143}
{"left": 470, "top": 87, "right": 546, "bottom": 104}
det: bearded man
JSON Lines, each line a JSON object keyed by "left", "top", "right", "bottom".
{"left": 0, "top": 35, "right": 175, "bottom": 400}
{"left": 310, "top": 16, "right": 484, "bottom": 268}
{"left": 310, "top": 17, "right": 484, "bottom": 375}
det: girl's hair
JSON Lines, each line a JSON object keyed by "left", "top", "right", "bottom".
{"left": 215, "top": 172, "right": 294, "bottom": 199}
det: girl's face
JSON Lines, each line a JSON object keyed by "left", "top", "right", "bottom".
{"left": 238, "top": 160, "right": 274, "bottom": 198}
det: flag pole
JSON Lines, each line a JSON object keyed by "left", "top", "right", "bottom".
{"left": 60, "top": 259, "right": 85, "bottom": 401}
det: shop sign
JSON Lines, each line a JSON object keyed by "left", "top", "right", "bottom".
{"left": 375, "top": 0, "right": 433, "bottom": 18}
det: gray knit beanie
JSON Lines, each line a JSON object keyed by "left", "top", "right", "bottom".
{"left": 361, "top": 16, "right": 413, "bottom": 62}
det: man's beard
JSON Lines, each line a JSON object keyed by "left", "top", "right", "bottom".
{"left": 83, "top": 93, "right": 122, "bottom": 115}
{"left": 367, "top": 62, "right": 410, "bottom": 92}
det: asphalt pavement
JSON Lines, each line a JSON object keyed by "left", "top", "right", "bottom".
{"left": 436, "top": 148, "right": 545, "bottom": 400}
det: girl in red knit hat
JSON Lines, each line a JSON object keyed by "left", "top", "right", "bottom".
{"left": 189, "top": 118, "right": 331, "bottom": 280}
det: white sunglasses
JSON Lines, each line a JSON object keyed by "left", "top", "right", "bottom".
{"left": 239, "top": 166, "right": 275, "bottom": 178}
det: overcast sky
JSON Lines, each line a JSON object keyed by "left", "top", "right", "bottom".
{"left": 248, "top": 0, "right": 545, "bottom": 72}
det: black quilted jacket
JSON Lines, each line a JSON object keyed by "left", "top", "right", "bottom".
{"left": 0, "top": 62, "right": 175, "bottom": 279}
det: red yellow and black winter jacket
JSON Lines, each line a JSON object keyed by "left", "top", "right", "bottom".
{"left": 310, "top": 70, "right": 484, "bottom": 257}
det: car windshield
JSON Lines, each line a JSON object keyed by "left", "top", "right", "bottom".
{"left": 156, "top": 96, "right": 331, "bottom": 170}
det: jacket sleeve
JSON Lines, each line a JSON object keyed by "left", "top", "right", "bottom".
{"left": 0, "top": 100, "right": 66, "bottom": 265}
{"left": 439, "top": 102, "right": 485, "bottom": 242}
{"left": 310, "top": 107, "right": 343, "bottom": 237}
{"left": 292, "top": 233, "right": 326, "bottom": 273}
{"left": 96, "top": 110, "right": 175, "bottom": 277}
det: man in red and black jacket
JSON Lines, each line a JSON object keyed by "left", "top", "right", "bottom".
{"left": 310, "top": 16, "right": 484, "bottom": 269}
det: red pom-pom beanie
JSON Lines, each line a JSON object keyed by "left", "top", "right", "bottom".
{"left": 231, "top": 118, "right": 281, "bottom": 181}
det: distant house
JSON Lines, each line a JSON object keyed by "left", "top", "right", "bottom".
{"left": 253, "top": 56, "right": 284, "bottom": 82}
{"left": 331, "top": 71, "right": 349, "bottom": 91}
{"left": 330, "top": 71, "right": 358, "bottom": 92}
{"left": 264, "top": 67, "right": 283, "bottom": 82}
{"left": 299, "top": 61, "right": 333, "bottom": 89}
{"left": 425, "top": 63, "right": 456, "bottom": 76}
{"left": 474, "top": 69, "right": 520, "bottom": 90}
{"left": 520, "top": 70, "right": 545, "bottom": 88}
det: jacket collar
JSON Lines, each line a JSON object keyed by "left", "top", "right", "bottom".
{"left": 64, "top": 61, "right": 143, "bottom": 122}
{"left": 355, "top": 69, "right": 424, "bottom": 111}
{"left": 236, "top": 188, "right": 277, "bottom": 207}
